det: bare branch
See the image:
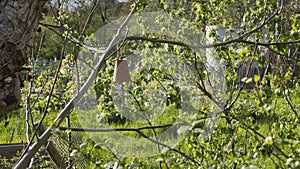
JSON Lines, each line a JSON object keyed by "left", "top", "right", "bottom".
{"left": 58, "top": 123, "right": 172, "bottom": 132}
{"left": 282, "top": 83, "right": 300, "bottom": 121}
{"left": 68, "top": 33, "right": 106, "bottom": 53}
{"left": 19, "top": 29, "right": 70, "bottom": 166}
{"left": 126, "top": 35, "right": 300, "bottom": 49}
{"left": 80, "top": 0, "right": 100, "bottom": 37}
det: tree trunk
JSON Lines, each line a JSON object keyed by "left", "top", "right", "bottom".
{"left": 0, "top": 0, "right": 47, "bottom": 118}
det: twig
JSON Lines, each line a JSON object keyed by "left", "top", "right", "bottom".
{"left": 80, "top": 0, "right": 99, "bottom": 37}
{"left": 26, "top": 47, "right": 35, "bottom": 168}
{"left": 136, "top": 130, "right": 202, "bottom": 167}
{"left": 68, "top": 33, "right": 105, "bottom": 53}
{"left": 282, "top": 83, "right": 300, "bottom": 121}
{"left": 39, "top": 21, "right": 106, "bottom": 54}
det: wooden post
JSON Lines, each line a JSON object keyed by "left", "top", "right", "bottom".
{"left": 35, "top": 123, "right": 67, "bottom": 169}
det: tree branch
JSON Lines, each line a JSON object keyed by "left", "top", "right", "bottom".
{"left": 58, "top": 123, "right": 172, "bottom": 132}
{"left": 39, "top": 22, "right": 106, "bottom": 54}
{"left": 126, "top": 35, "right": 299, "bottom": 50}
{"left": 126, "top": 0, "right": 286, "bottom": 50}
{"left": 13, "top": 1, "right": 141, "bottom": 168}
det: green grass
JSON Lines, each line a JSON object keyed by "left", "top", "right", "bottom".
{"left": 1, "top": 87, "right": 299, "bottom": 168}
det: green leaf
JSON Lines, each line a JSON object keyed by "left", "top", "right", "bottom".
{"left": 254, "top": 75, "right": 260, "bottom": 83}
{"left": 241, "top": 77, "right": 253, "bottom": 84}
{"left": 264, "top": 136, "right": 273, "bottom": 145}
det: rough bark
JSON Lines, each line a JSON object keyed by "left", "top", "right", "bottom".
{"left": 0, "top": 0, "right": 47, "bottom": 118}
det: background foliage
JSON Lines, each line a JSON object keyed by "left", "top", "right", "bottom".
{"left": 0, "top": 0, "right": 299, "bottom": 168}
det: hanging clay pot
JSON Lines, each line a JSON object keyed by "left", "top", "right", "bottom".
{"left": 112, "top": 60, "right": 131, "bottom": 83}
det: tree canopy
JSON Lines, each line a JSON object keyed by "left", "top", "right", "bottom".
{"left": 0, "top": 0, "right": 299, "bottom": 168}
